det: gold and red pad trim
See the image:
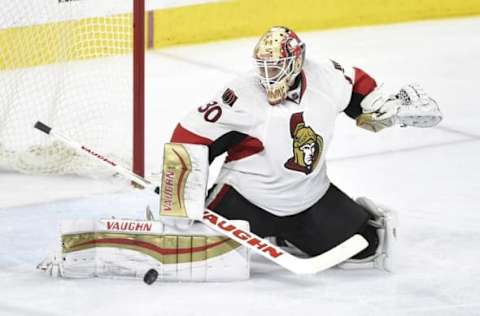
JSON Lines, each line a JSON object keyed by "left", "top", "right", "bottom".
{"left": 63, "top": 232, "right": 241, "bottom": 264}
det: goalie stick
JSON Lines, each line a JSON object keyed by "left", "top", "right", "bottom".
{"left": 34, "top": 121, "right": 368, "bottom": 275}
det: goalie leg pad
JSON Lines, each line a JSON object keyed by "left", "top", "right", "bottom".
{"left": 337, "top": 197, "right": 398, "bottom": 272}
{"left": 38, "top": 218, "right": 250, "bottom": 282}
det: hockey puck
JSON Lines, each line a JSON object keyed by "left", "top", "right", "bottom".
{"left": 143, "top": 269, "right": 158, "bottom": 285}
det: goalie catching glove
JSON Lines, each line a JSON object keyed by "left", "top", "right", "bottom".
{"left": 357, "top": 83, "right": 442, "bottom": 132}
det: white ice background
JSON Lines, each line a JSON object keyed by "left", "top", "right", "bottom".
{"left": 1, "top": 17, "right": 480, "bottom": 316}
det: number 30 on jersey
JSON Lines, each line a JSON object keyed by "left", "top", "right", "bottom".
{"left": 198, "top": 101, "right": 222, "bottom": 123}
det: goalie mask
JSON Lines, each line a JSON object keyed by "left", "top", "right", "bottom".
{"left": 253, "top": 26, "right": 306, "bottom": 105}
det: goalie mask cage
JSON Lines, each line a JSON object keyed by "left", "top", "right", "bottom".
{"left": 0, "top": 0, "right": 145, "bottom": 177}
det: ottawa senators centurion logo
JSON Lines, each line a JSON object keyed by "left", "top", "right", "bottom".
{"left": 284, "top": 112, "right": 323, "bottom": 175}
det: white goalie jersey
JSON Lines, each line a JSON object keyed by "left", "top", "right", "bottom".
{"left": 172, "top": 59, "right": 368, "bottom": 216}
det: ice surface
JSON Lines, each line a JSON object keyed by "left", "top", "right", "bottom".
{"left": 1, "top": 17, "right": 480, "bottom": 316}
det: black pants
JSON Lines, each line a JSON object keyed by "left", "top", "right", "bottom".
{"left": 207, "top": 183, "right": 378, "bottom": 259}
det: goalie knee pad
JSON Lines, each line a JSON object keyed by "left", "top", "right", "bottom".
{"left": 338, "top": 197, "right": 398, "bottom": 272}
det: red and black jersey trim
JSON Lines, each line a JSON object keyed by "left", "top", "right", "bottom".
{"left": 344, "top": 67, "right": 377, "bottom": 119}
{"left": 171, "top": 124, "right": 264, "bottom": 164}
{"left": 299, "top": 71, "right": 307, "bottom": 100}
{"left": 171, "top": 123, "right": 213, "bottom": 146}
{"left": 286, "top": 71, "right": 307, "bottom": 104}
{"left": 225, "top": 136, "right": 264, "bottom": 163}
{"left": 207, "top": 184, "right": 231, "bottom": 210}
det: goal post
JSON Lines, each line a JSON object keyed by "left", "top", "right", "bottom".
{"left": 133, "top": 0, "right": 145, "bottom": 178}
{"left": 0, "top": 0, "right": 145, "bottom": 177}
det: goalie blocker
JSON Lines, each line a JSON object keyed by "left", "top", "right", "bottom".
{"left": 158, "top": 142, "right": 208, "bottom": 221}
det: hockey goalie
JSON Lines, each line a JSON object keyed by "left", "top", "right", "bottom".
{"left": 169, "top": 26, "right": 442, "bottom": 271}
{"left": 38, "top": 25, "right": 442, "bottom": 281}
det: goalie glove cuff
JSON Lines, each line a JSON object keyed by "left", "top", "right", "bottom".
{"left": 357, "top": 85, "right": 399, "bottom": 132}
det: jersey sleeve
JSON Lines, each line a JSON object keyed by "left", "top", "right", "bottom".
{"left": 320, "top": 59, "right": 354, "bottom": 113}
{"left": 171, "top": 83, "right": 261, "bottom": 163}
{"left": 343, "top": 67, "right": 378, "bottom": 119}
{"left": 323, "top": 60, "right": 378, "bottom": 118}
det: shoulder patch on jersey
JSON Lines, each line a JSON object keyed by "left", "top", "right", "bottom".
{"left": 222, "top": 88, "right": 238, "bottom": 107}
{"left": 330, "top": 59, "right": 352, "bottom": 84}
{"left": 331, "top": 59, "right": 344, "bottom": 72}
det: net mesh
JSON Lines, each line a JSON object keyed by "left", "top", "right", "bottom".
{"left": 0, "top": 0, "right": 135, "bottom": 175}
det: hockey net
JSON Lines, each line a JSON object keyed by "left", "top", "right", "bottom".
{"left": 0, "top": 0, "right": 144, "bottom": 176}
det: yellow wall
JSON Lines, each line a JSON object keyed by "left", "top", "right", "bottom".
{"left": 1, "top": 0, "right": 480, "bottom": 70}
{"left": 152, "top": 0, "right": 480, "bottom": 47}
{"left": 0, "top": 14, "right": 134, "bottom": 70}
